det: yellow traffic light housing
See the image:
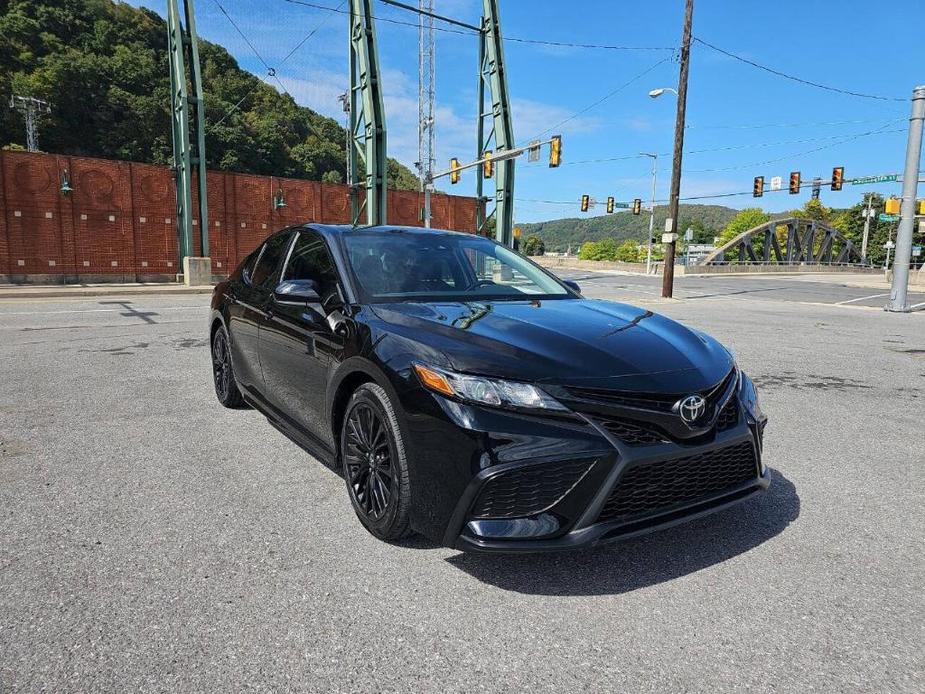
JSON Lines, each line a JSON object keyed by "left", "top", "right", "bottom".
{"left": 549, "top": 135, "right": 562, "bottom": 168}
{"left": 632, "top": 198, "right": 642, "bottom": 215}
{"left": 753, "top": 176, "right": 764, "bottom": 198}
{"left": 580, "top": 194, "right": 590, "bottom": 212}
{"left": 919, "top": 199, "right": 925, "bottom": 215}
{"left": 483, "top": 151, "right": 493, "bottom": 179}
{"left": 885, "top": 197, "right": 900, "bottom": 215}
{"left": 606, "top": 197, "right": 615, "bottom": 214}
{"left": 831, "top": 166, "right": 844, "bottom": 191}
{"left": 450, "top": 158, "right": 460, "bottom": 184}
{"left": 789, "top": 171, "right": 800, "bottom": 195}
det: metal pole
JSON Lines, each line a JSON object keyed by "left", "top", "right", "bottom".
{"left": 860, "top": 193, "right": 873, "bottom": 264}
{"left": 886, "top": 85, "right": 925, "bottom": 312}
{"left": 662, "top": 0, "right": 693, "bottom": 298}
{"left": 642, "top": 152, "right": 657, "bottom": 274}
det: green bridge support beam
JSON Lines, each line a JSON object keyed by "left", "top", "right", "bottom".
{"left": 167, "top": 0, "right": 208, "bottom": 263}
{"left": 349, "top": 0, "right": 388, "bottom": 227}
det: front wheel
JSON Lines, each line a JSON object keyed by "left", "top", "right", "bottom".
{"left": 340, "top": 383, "right": 412, "bottom": 541}
{"left": 211, "top": 325, "right": 245, "bottom": 408}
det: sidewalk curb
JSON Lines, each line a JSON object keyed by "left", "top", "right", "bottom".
{"left": 0, "top": 285, "right": 215, "bottom": 300}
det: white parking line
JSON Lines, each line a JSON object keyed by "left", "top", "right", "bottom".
{"left": 0, "top": 306, "right": 205, "bottom": 316}
{"left": 834, "top": 293, "right": 889, "bottom": 305}
{"left": 910, "top": 301, "right": 925, "bottom": 309}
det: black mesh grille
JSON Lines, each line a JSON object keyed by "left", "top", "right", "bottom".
{"left": 597, "top": 441, "right": 758, "bottom": 525}
{"left": 566, "top": 368, "right": 736, "bottom": 413}
{"left": 471, "top": 460, "right": 595, "bottom": 519}
{"left": 716, "top": 398, "right": 739, "bottom": 431}
{"left": 597, "top": 418, "right": 667, "bottom": 446}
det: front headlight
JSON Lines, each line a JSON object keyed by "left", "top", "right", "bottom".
{"left": 413, "top": 363, "right": 567, "bottom": 411}
{"left": 738, "top": 371, "right": 763, "bottom": 420}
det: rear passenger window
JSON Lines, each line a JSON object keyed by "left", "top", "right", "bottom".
{"left": 250, "top": 233, "right": 293, "bottom": 288}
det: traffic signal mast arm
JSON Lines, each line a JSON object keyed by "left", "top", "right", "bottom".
{"left": 437, "top": 135, "right": 561, "bottom": 182}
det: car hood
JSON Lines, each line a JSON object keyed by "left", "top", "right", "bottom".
{"left": 370, "top": 298, "right": 733, "bottom": 393}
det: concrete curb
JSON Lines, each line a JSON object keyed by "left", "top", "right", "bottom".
{"left": 0, "top": 284, "right": 215, "bottom": 300}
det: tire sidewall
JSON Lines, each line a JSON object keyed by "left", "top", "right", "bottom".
{"left": 341, "top": 384, "right": 409, "bottom": 539}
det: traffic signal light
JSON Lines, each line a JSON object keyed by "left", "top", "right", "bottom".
{"left": 919, "top": 199, "right": 925, "bottom": 215}
{"left": 885, "top": 197, "right": 900, "bottom": 215}
{"left": 450, "top": 158, "right": 460, "bottom": 184}
{"left": 831, "top": 166, "right": 844, "bottom": 191}
{"left": 789, "top": 171, "right": 800, "bottom": 195}
{"left": 632, "top": 198, "right": 641, "bottom": 215}
{"left": 580, "top": 194, "right": 590, "bottom": 212}
{"left": 549, "top": 135, "right": 562, "bottom": 168}
{"left": 606, "top": 196, "right": 615, "bottom": 214}
{"left": 483, "top": 150, "right": 493, "bottom": 179}
{"left": 753, "top": 176, "right": 764, "bottom": 198}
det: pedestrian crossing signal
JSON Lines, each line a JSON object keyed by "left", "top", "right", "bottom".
{"left": 753, "top": 176, "right": 764, "bottom": 198}
{"left": 606, "top": 197, "right": 615, "bottom": 214}
{"left": 831, "top": 167, "right": 844, "bottom": 191}
{"left": 483, "top": 151, "right": 493, "bottom": 179}
{"left": 632, "top": 198, "right": 641, "bottom": 215}
{"left": 789, "top": 171, "right": 800, "bottom": 195}
{"left": 580, "top": 194, "right": 590, "bottom": 212}
{"left": 885, "top": 197, "right": 900, "bottom": 215}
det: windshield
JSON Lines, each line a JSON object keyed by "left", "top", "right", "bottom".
{"left": 341, "top": 230, "right": 571, "bottom": 302}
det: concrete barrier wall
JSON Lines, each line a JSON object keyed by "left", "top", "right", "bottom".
{"left": 0, "top": 150, "right": 478, "bottom": 284}
{"left": 534, "top": 256, "right": 654, "bottom": 275}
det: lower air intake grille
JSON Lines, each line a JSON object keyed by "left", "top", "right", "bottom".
{"left": 597, "top": 441, "right": 757, "bottom": 525}
{"left": 471, "top": 460, "right": 595, "bottom": 519}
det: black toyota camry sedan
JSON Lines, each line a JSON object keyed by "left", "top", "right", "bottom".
{"left": 209, "top": 224, "right": 768, "bottom": 552}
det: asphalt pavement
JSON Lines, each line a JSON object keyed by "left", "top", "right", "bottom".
{"left": 1, "top": 285, "right": 923, "bottom": 692}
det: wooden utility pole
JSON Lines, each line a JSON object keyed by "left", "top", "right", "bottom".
{"left": 662, "top": 0, "right": 693, "bottom": 298}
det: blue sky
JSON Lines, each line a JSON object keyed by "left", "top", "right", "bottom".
{"left": 132, "top": 0, "right": 923, "bottom": 222}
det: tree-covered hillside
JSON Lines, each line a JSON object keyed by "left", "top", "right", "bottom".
{"left": 0, "top": 0, "right": 419, "bottom": 189}
{"left": 517, "top": 204, "right": 740, "bottom": 252}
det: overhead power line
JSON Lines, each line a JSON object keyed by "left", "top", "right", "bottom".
{"left": 693, "top": 37, "right": 907, "bottom": 102}
{"left": 282, "top": 0, "right": 675, "bottom": 50}
{"left": 528, "top": 57, "right": 673, "bottom": 140}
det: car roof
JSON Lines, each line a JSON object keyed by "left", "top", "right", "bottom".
{"left": 304, "top": 223, "right": 476, "bottom": 239}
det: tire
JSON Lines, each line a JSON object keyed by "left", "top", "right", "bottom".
{"left": 211, "top": 325, "right": 245, "bottom": 408}
{"left": 340, "top": 383, "right": 413, "bottom": 541}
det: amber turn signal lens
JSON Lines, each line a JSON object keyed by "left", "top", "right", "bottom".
{"left": 414, "top": 364, "right": 455, "bottom": 397}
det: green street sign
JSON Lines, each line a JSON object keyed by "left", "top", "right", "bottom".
{"left": 614, "top": 202, "right": 630, "bottom": 209}
{"left": 878, "top": 213, "right": 900, "bottom": 222}
{"left": 852, "top": 174, "right": 897, "bottom": 185}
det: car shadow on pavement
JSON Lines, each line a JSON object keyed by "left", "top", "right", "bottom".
{"left": 444, "top": 468, "right": 798, "bottom": 596}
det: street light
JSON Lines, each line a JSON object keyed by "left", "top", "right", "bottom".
{"left": 639, "top": 152, "right": 658, "bottom": 275}
{"left": 648, "top": 87, "right": 678, "bottom": 99}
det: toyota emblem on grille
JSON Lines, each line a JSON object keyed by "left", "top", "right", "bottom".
{"left": 677, "top": 394, "right": 707, "bottom": 426}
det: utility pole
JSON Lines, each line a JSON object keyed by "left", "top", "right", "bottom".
{"left": 662, "top": 0, "right": 693, "bottom": 298}
{"left": 886, "top": 85, "right": 925, "bottom": 312}
{"left": 417, "top": 0, "right": 435, "bottom": 228}
{"left": 640, "top": 152, "right": 658, "bottom": 274}
{"left": 9, "top": 96, "right": 50, "bottom": 152}
{"left": 860, "top": 193, "right": 876, "bottom": 264}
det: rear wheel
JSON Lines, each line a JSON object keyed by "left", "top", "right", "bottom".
{"left": 211, "top": 325, "right": 245, "bottom": 408}
{"left": 341, "top": 383, "right": 412, "bottom": 541}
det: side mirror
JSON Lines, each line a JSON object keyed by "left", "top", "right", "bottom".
{"left": 563, "top": 279, "right": 581, "bottom": 294}
{"left": 274, "top": 279, "right": 320, "bottom": 303}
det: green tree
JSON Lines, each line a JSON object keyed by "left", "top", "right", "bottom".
{"left": 0, "top": 0, "right": 421, "bottom": 190}
{"left": 792, "top": 198, "right": 835, "bottom": 225}
{"left": 614, "top": 239, "right": 640, "bottom": 262}
{"left": 522, "top": 235, "right": 545, "bottom": 256}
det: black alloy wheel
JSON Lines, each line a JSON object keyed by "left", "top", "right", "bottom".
{"left": 211, "top": 326, "right": 244, "bottom": 408}
{"left": 341, "top": 383, "right": 412, "bottom": 540}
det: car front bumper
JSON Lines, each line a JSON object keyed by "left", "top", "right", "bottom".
{"left": 399, "top": 383, "right": 769, "bottom": 553}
